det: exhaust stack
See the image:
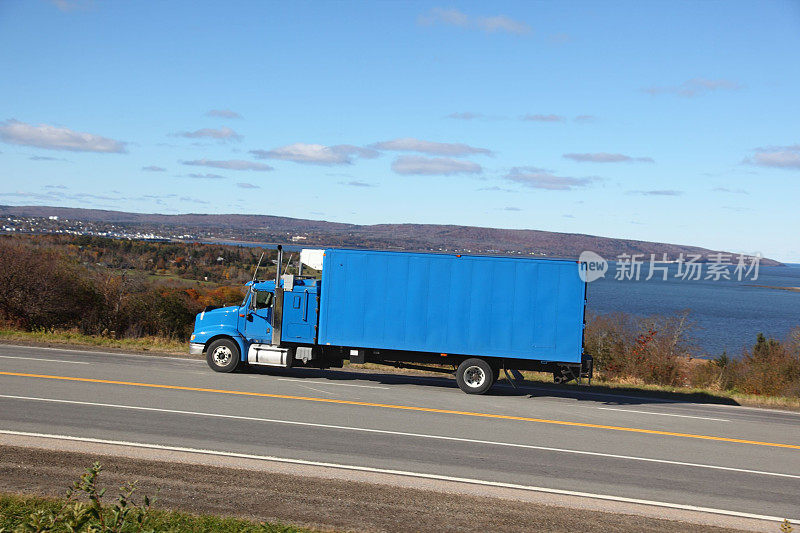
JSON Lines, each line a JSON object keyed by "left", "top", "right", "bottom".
{"left": 272, "top": 245, "right": 284, "bottom": 347}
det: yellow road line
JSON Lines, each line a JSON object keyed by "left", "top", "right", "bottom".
{"left": 1, "top": 371, "right": 798, "bottom": 450}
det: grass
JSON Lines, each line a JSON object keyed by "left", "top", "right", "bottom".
{"left": 0, "top": 328, "right": 186, "bottom": 354}
{"left": 0, "top": 492, "right": 311, "bottom": 532}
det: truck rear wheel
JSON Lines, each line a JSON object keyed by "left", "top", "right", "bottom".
{"left": 206, "top": 338, "right": 241, "bottom": 373}
{"left": 456, "top": 358, "right": 495, "bottom": 394}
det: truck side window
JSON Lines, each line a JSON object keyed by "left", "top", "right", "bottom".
{"left": 254, "top": 291, "right": 273, "bottom": 310}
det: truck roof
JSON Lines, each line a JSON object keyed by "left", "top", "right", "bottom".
{"left": 317, "top": 247, "right": 580, "bottom": 266}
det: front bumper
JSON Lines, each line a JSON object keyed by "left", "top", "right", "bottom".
{"left": 189, "top": 342, "right": 204, "bottom": 356}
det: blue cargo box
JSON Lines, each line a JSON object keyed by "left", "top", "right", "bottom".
{"left": 317, "top": 249, "right": 585, "bottom": 363}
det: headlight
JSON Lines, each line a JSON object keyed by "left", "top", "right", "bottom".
{"left": 190, "top": 334, "right": 195, "bottom": 341}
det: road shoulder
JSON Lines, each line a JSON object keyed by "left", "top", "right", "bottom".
{"left": 0, "top": 436, "right": 762, "bottom": 533}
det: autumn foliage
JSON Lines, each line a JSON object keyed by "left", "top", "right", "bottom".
{"left": 585, "top": 310, "right": 800, "bottom": 397}
{"left": 0, "top": 237, "right": 248, "bottom": 340}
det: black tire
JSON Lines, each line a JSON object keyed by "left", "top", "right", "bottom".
{"left": 206, "top": 338, "right": 241, "bottom": 373}
{"left": 456, "top": 358, "right": 495, "bottom": 394}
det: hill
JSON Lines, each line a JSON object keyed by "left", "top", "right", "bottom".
{"left": 0, "top": 205, "right": 780, "bottom": 266}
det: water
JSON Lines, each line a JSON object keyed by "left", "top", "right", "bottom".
{"left": 202, "top": 240, "right": 305, "bottom": 252}
{"left": 586, "top": 264, "right": 800, "bottom": 355}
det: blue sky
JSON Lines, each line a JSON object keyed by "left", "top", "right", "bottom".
{"left": 0, "top": 1, "right": 798, "bottom": 261}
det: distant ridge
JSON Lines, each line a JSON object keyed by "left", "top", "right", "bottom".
{"left": 0, "top": 205, "right": 781, "bottom": 266}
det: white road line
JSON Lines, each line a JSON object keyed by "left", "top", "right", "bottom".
{"left": 0, "top": 429, "right": 795, "bottom": 525}
{"left": 0, "top": 394, "right": 796, "bottom": 480}
{"left": 0, "top": 355, "right": 89, "bottom": 365}
{"left": 295, "top": 385, "right": 338, "bottom": 396}
{"left": 277, "top": 377, "right": 389, "bottom": 389}
{"left": 0, "top": 344, "right": 202, "bottom": 363}
{"left": 595, "top": 407, "right": 729, "bottom": 422}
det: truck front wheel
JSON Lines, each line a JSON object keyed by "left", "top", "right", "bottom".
{"left": 206, "top": 338, "right": 241, "bottom": 373}
{"left": 456, "top": 358, "right": 495, "bottom": 394}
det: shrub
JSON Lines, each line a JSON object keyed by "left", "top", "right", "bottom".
{"left": 585, "top": 310, "right": 694, "bottom": 386}
{"left": 7, "top": 461, "right": 156, "bottom": 533}
{"left": 0, "top": 239, "right": 246, "bottom": 341}
{"left": 736, "top": 330, "right": 800, "bottom": 396}
{"left": 0, "top": 241, "right": 100, "bottom": 333}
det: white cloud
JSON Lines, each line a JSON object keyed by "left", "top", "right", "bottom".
{"left": 418, "top": 8, "right": 531, "bottom": 35}
{"left": 341, "top": 180, "right": 375, "bottom": 187}
{"left": 446, "top": 112, "right": 483, "bottom": 120}
{"left": 643, "top": 78, "right": 741, "bottom": 97}
{"left": 713, "top": 187, "right": 748, "bottom": 194}
{"left": 174, "top": 126, "right": 242, "bottom": 141}
{"left": 391, "top": 155, "right": 482, "bottom": 175}
{"left": 236, "top": 182, "right": 260, "bottom": 189}
{"left": 418, "top": 8, "right": 469, "bottom": 27}
{"left": 476, "top": 15, "right": 530, "bottom": 35}
{"left": 522, "top": 114, "right": 565, "bottom": 122}
{"left": 0, "top": 119, "right": 126, "bottom": 153}
{"left": 563, "top": 152, "right": 654, "bottom": 163}
{"left": 478, "top": 185, "right": 515, "bottom": 192}
{"left": 745, "top": 144, "right": 800, "bottom": 169}
{"left": 186, "top": 173, "right": 226, "bottom": 179}
{"left": 372, "top": 137, "right": 491, "bottom": 156}
{"left": 206, "top": 109, "right": 242, "bottom": 119}
{"left": 505, "top": 167, "right": 593, "bottom": 190}
{"left": 574, "top": 115, "right": 596, "bottom": 123}
{"left": 51, "top": 0, "right": 91, "bottom": 12}
{"left": 251, "top": 143, "right": 379, "bottom": 165}
{"left": 29, "top": 155, "right": 66, "bottom": 161}
{"left": 629, "top": 190, "right": 684, "bottom": 196}
{"left": 178, "top": 196, "right": 210, "bottom": 205}
{"left": 142, "top": 165, "right": 166, "bottom": 171}
{"left": 182, "top": 159, "right": 273, "bottom": 171}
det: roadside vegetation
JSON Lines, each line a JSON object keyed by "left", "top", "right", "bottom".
{"left": 0, "top": 235, "right": 265, "bottom": 341}
{"left": 0, "top": 328, "right": 185, "bottom": 353}
{"left": 0, "top": 461, "right": 307, "bottom": 533}
{"left": 584, "top": 311, "right": 800, "bottom": 405}
{"left": 0, "top": 234, "right": 798, "bottom": 409}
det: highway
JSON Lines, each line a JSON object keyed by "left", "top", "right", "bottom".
{"left": 0, "top": 343, "right": 798, "bottom": 529}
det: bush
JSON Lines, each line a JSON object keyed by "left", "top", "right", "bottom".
{"left": 586, "top": 310, "right": 800, "bottom": 398}
{"left": 0, "top": 239, "right": 245, "bottom": 342}
{"left": 585, "top": 310, "right": 694, "bottom": 386}
{"left": 0, "top": 242, "right": 100, "bottom": 332}
{"left": 735, "top": 330, "right": 800, "bottom": 396}
{"left": 0, "top": 462, "right": 306, "bottom": 532}
{"left": 3, "top": 461, "right": 155, "bottom": 533}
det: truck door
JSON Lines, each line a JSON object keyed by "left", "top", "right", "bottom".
{"left": 281, "top": 289, "right": 316, "bottom": 343}
{"left": 244, "top": 290, "right": 272, "bottom": 343}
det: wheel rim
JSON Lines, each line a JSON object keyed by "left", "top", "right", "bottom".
{"left": 212, "top": 345, "right": 232, "bottom": 366}
{"left": 463, "top": 365, "right": 486, "bottom": 388}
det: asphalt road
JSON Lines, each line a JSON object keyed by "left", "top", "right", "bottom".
{"left": 0, "top": 344, "right": 798, "bottom": 527}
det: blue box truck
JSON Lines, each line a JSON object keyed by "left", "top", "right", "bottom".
{"left": 189, "top": 247, "right": 590, "bottom": 394}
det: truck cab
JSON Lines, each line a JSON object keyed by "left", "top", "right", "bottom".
{"left": 189, "top": 266, "right": 322, "bottom": 373}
